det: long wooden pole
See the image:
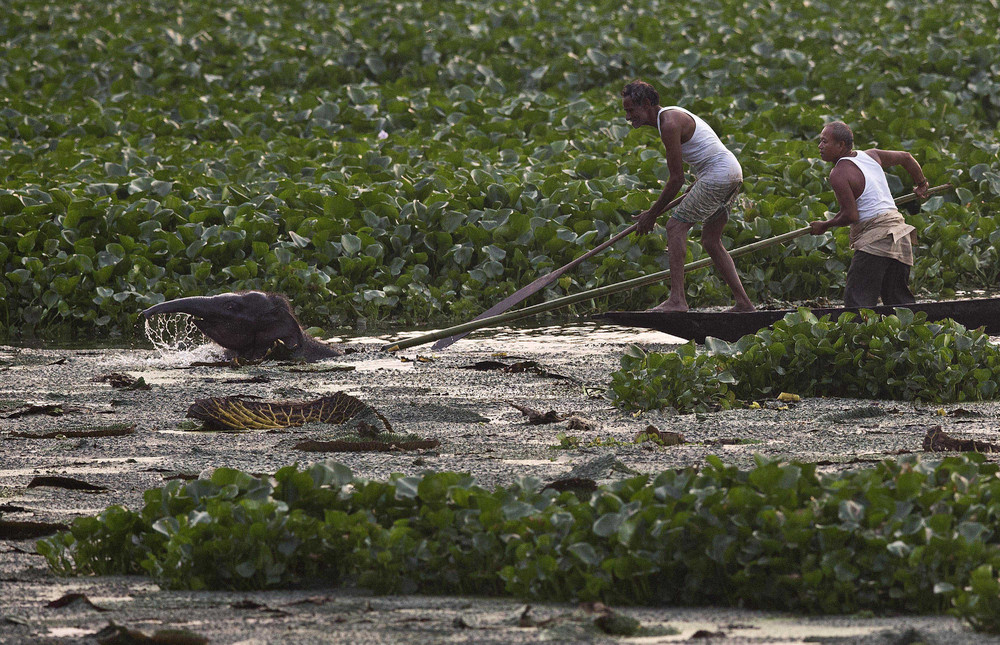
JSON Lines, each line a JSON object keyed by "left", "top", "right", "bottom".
{"left": 430, "top": 193, "right": 687, "bottom": 350}
{"left": 381, "top": 184, "right": 951, "bottom": 352}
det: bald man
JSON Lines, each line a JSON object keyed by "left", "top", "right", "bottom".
{"left": 810, "top": 121, "right": 929, "bottom": 307}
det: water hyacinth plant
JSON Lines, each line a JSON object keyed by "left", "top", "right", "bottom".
{"left": 609, "top": 309, "right": 1000, "bottom": 413}
{"left": 1, "top": 0, "right": 999, "bottom": 338}
{"left": 33, "top": 456, "right": 1000, "bottom": 634}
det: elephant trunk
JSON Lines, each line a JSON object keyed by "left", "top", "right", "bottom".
{"left": 142, "top": 296, "right": 219, "bottom": 320}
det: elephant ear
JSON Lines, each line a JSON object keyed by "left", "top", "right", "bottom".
{"left": 259, "top": 294, "right": 307, "bottom": 354}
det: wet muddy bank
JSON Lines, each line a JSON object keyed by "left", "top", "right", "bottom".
{"left": 2, "top": 323, "right": 1000, "bottom": 644}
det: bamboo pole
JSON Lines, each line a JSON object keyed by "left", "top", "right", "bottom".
{"left": 381, "top": 184, "right": 951, "bottom": 352}
{"left": 430, "top": 193, "right": 689, "bottom": 350}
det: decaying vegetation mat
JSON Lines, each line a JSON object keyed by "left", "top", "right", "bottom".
{"left": 4, "top": 335, "right": 1000, "bottom": 644}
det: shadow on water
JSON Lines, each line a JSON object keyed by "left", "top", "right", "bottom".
{"left": 2, "top": 337, "right": 155, "bottom": 351}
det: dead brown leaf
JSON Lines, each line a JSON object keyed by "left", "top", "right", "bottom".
{"left": 511, "top": 403, "right": 565, "bottom": 425}
{"left": 187, "top": 392, "right": 390, "bottom": 432}
{"left": 93, "top": 373, "right": 151, "bottom": 390}
{"left": 293, "top": 438, "right": 440, "bottom": 452}
{"left": 27, "top": 475, "right": 108, "bottom": 492}
{"left": 636, "top": 426, "right": 684, "bottom": 446}
{"left": 565, "top": 415, "right": 597, "bottom": 431}
{"left": 923, "top": 426, "right": 1000, "bottom": 452}
{"left": 46, "top": 593, "right": 110, "bottom": 612}
{"left": 95, "top": 622, "right": 210, "bottom": 645}
{"left": 4, "top": 403, "right": 87, "bottom": 418}
{"left": 11, "top": 423, "right": 136, "bottom": 439}
{"left": 463, "top": 360, "right": 572, "bottom": 380}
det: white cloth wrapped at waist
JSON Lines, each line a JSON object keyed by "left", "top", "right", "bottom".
{"left": 848, "top": 210, "right": 916, "bottom": 267}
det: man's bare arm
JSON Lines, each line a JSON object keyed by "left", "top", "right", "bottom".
{"left": 810, "top": 166, "right": 860, "bottom": 234}
{"left": 632, "top": 112, "right": 687, "bottom": 234}
{"left": 649, "top": 113, "right": 687, "bottom": 215}
{"left": 866, "top": 149, "right": 929, "bottom": 198}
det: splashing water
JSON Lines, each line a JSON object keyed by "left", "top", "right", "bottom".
{"left": 143, "top": 313, "right": 221, "bottom": 364}
{"left": 144, "top": 313, "right": 204, "bottom": 352}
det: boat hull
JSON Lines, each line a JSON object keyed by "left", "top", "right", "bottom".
{"left": 597, "top": 298, "right": 1000, "bottom": 343}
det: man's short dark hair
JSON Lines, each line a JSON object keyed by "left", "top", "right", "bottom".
{"left": 621, "top": 80, "right": 659, "bottom": 106}
{"left": 825, "top": 121, "right": 854, "bottom": 149}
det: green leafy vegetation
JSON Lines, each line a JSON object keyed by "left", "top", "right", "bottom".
{"left": 35, "top": 455, "right": 1000, "bottom": 633}
{"left": 610, "top": 309, "right": 1000, "bottom": 412}
{"left": 1, "top": 0, "right": 998, "bottom": 338}
{"left": 551, "top": 431, "right": 668, "bottom": 449}
{"left": 609, "top": 341, "right": 738, "bottom": 413}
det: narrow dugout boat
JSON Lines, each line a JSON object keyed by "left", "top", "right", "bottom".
{"left": 597, "top": 297, "right": 1000, "bottom": 343}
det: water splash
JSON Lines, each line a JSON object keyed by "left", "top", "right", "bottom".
{"left": 144, "top": 313, "right": 202, "bottom": 352}
{"left": 142, "top": 313, "right": 222, "bottom": 365}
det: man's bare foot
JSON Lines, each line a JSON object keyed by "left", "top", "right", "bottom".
{"left": 726, "top": 303, "right": 756, "bottom": 313}
{"left": 649, "top": 300, "right": 689, "bottom": 313}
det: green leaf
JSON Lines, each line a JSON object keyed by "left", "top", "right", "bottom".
{"left": 341, "top": 234, "right": 362, "bottom": 256}
{"left": 394, "top": 476, "right": 420, "bottom": 499}
{"left": 592, "top": 513, "right": 623, "bottom": 538}
{"left": 567, "top": 542, "right": 602, "bottom": 566}
{"left": 288, "top": 231, "right": 311, "bottom": 248}
{"left": 133, "top": 62, "right": 154, "bottom": 79}
{"left": 502, "top": 501, "right": 536, "bottom": 520}
{"left": 235, "top": 561, "right": 257, "bottom": 578}
{"left": 150, "top": 180, "right": 173, "bottom": 197}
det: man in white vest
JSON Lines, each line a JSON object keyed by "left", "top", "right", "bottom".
{"left": 621, "top": 80, "right": 755, "bottom": 313}
{"left": 809, "top": 121, "right": 930, "bottom": 307}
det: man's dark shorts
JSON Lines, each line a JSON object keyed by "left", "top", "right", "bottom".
{"left": 844, "top": 250, "right": 915, "bottom": 308}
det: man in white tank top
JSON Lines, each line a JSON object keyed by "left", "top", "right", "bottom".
{"left": 809, "top": 121, "right": 930, "bottom": 307}
{"left": 621, "top": 80, "right": 754, "bottom": 313}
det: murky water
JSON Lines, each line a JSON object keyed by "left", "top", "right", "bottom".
{"left": 5, "top": 308, "right": 1000, "bottom": 645}
{"left": 3, "top": 318, "right": 684, "bottom": 363}
{"left": 8, "top": 289, "right": 998, "bottom": 357}
{"left": 0, "top": 456, "right": 164, "bottom": 479}
{"left": 371, "top": 320, "right": 685, "bottom": 352}
{"left": 45, "top": 627, "right": 93, "bottom": 638}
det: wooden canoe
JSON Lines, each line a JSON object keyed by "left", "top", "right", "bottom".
{"left": 597, "top": 298, "right": 1000, "bottom": 343}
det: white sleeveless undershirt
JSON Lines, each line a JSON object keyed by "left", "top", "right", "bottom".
{"left": 657, "top": 106, "right": 741, "bottom": 182}
{"left": 837, "top": 151, "right": 897, "bottom": 222}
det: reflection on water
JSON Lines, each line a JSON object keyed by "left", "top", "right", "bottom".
{"left": 7, "top": 312, "right": 998, "bottom": 357}
{"left": 4, "top": 319, "right": 685, "bottom": 355}
{"left": 0, "top": 456, "right": 163, "bottom": 480}
{"left": 370, "top": 321, "right": 686, "bottom": 353}
{"left": 1, "top": 337, "right": 153, "bottom": 351}
{"left": 503, "top": 459, "right": 561, "bottom": 467}
{"left": 45, "top": 628, "right": 92, "bottom": 638}
{"left": 93, "top": 345, "right": 224, "bottom": 372}
{"left": 658, "top": 620, "right": 884, "bottom": 641}
{"left": 6, "top": 288, "right": 1000, "bottom": 354}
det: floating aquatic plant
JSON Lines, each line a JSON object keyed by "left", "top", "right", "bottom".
{"left": 610, "top": 309, "right": 1000, "bottom": 412}
{"left": 33, "top": 455, "right": 1000, "bottom": 633}
{"left": 2, "top": 0, "right": 999, "bottom": 338}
